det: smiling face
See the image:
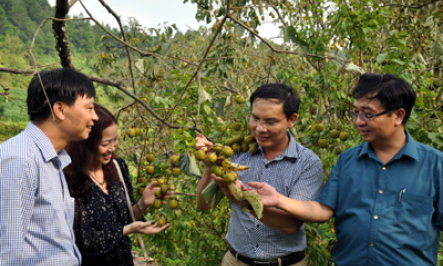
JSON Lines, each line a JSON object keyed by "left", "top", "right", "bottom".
{"left": 97, "top": 123, "right": 119, "bottom": 166}
{"left": 353, "top": 95, "right": 404, "bottom": 146}
{"left": 249, "top": 98, "right": 297, "bottom": 155}
{"left": 59, "top": 95, "right": 98, "bottom": 142}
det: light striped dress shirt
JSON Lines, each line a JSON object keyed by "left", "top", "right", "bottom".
{"left": 226, "top": 133, "right": 323, "bottom": 259}
{"left": 0, "top": 122, "right": 81, "bottom": 265}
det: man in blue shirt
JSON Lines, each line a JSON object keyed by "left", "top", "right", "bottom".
{"left": 196, "top": 84, "right": 323, "bottom": 266}
{"left": 250, "top": 74, "right": 443, "bottom": 266}
{"left": 0, "top": 68, "right": 98, "bottom": 265}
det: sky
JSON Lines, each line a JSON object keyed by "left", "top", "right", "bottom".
{"left": 47, "top": 0, "right": 281, "bottom": 41}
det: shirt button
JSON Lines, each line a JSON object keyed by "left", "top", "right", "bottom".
{"left": 379, "top": 190, "right": 383, "bottom": 194}
{"left": 370, "top": 242, "right": 374, "bottom": 247}
{"left": 374, "top": 215, "right": 379, "bottom": 220}
{"left": 382, "top": 166, "right": 386, "bottom": 170}
{"left": 256, "top": 244, "right": 259, "bottom": 248}
{"left": 257, "top": 224, "right": 260, "bottom": 228}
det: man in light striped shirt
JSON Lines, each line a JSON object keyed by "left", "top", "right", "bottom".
{"left": 0, "top": 68, "right": 98, "bottom": 265}
{"left": 196, "top": 83, "right": 323, "bottom": 266}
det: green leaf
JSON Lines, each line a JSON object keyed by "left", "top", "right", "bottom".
{"left": 285, "top": 26, "right": 309, "bottom": 52}
{"left": 376, "top": 53, "right": 388, "bottom": 64}
{"left": 202, "top": 180, "right": 219, "bottom": 204}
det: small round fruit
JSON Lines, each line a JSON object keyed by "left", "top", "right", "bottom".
{"left": 195, "top": 149, "right": 206, "bottom": 161}
{"left": 134, "top": 127, "right": 142, "bottom": 136}
{"left": 235, "top": 95, "right": 245, "bottom": 104}
{"left": 154, "top": 199, "right": 163, "bottom": 209}
{"left": 231, "top": 122, "right": 242, "bottom": 131}
{"left": 241, "top": 142, "right": 249, "bottom": 152}
{"left": 157, "top": 216, "right": 167, "bottom": 227}
{"left": 232, "top": 143, "right": 241, "bottom": 153}
{"left": 211, "top": 165, "right": 223, "bottom": 176}
{"left": 157, "top": 177, "right": 166, "bottom": 186}
{"left": 333, "top": 146, "right": 342, "bottom": 155}
{"left": 244, "top": 135, "right": 255, "bottom": 144}
{"left": 170, "top": 155, "right": 179, "bottom": 166}
{"left": 249, "top": 142, "right": 259, "bottom": 154}
{"left": 232, "top": 134, "right": 244, "bottom": 144}
{"left": 314, "top": 123, "right": 324, "bottom": 132}
{"left": 318, "top": 138, "right": 328, "bottom": 148}
{"left": 339, "top": 131, "right": 349, "bottom": 141}
{"left": 222, "top": 146, "right": 234, "bottom": 157}
{"left": 331, "top": 129, "right": 340, "bottom": 139}
{"left": 146, "top": 153, "right": 156, "bottom": 162}
{"left": 145, "top": 165, "right": 154, "bottom": 174}
{"left": 160, "top": 184, "right": 169, "bottom": 194}
{"left": 208, "top": 153, "right": 218, "bottom": 164}
{"left": 127, "top": 128, "right": 136, "bottom": 138}
{"left": 225, "top": 138, "right": 235, "bottom": 147}
{"left": 169, "top": 199, "right": 179, "bottom": 209}
{"left": 172, "top": 167, "right": 181, "bottom": 177}
{"left": 154, "top": 189, "right": 162, "bottom": 198}
{"left": 212, "top": 143, "right": 224, "bottom": 153}
{"left": 224, "top": 171, "right": 237, "bottom": 183}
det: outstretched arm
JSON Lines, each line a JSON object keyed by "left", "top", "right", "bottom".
{"left": 249, "top": 182, "right": 334, "bottom": 223}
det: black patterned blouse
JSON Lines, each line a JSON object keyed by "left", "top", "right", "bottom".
{"left": 73, "top": 158, "right": 137, "bottom": 266}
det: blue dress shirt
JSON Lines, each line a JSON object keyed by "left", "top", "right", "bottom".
{"left": 227, "top": 133, "right": 323, "bottom": 259}
{"left": 317, "top": 131, "right": 443, "bottom": 266}
{"left": 0, "top": 122, "right": 81, "bottom": 265}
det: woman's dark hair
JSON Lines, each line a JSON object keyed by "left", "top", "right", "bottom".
{"left": 249, "top": 83, "right": 300, "bottom": 118}
{"left": 27, "top": 67, "right": 96, "bottom": 122}
{"left": 352, "top": 73, "right": 416, "bottom": 125}
{"left": 64, "top": 104, "right": 118, "bottom": 199}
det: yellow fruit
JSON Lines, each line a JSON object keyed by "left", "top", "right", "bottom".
{"left": 154, "top": 199, "right": 163, "bottom": 209}
{"left": 212, "top": 143, "right": 224, "bottom": 153}
{"left": 224, "top": 171, "right": 237, "bottom": 183}
{"left": 244, "top": 135, "right": 255, "bottom": 144}
{"left": 241, "top": 142, "right": 249, "bottom": 152}
{"left": 232, "top": 134, "right": 244, "bottom": 144}
{"left": 160, "top": 184, "right": 169, "bottom": 194}
{"left": 314, "top": 123, "right": 324, "bottom": 132}
{"left": 154, "top": 189, "right": 162, "bottom": 198}
{"left": 249, "top": 142, "right": 259, "bottom": 154}
{"left": 339, "top": 131, "right": 349, "bottom": 141}
{"left": 318, "top": 138, "right": 328, "bottom": 148}
{"left": 195, "top": 149, "right": 206, "bottom": 161}
{"left": 170, "top": 155, "right": 179, "bottom": 166}
{"left": 231, "top": 122, "right": 242, "bottom": 131}
{"left": 172, "top": 167, "right": 181, "bottom": 177}
{"left": 134, "top": 127, "right": 142, "bottom": 136}
{"left": 333, "top": 146, "right": 342, "bottom": 155}
{"left": 157, "top": 216, "right": 167, "bottom": 227}
{"left": 331, "top": 129, "right": 340, "bottom": 139}
{"left": 146, "top": 153, "right": 156, "bottom": 162}
{"left": 127, "top": 128, "right": 136, "bottom": 138}
{"left": 222, "top": 146, "right": 234, "bottom": 157}
{"left": 145, "top": 165, "right": 154, "bottom": 174}
{"left": 225, "top": 138, "right": 235, "bottom": 147}
{"left": 235, "top": 95, "right": 245, "bottom": 104}
{"left": 169, "top": 199, "right": 178, "bottom": 209}
{"left": 232, "top": 143, "right": 241, "bottom": 153}
{"left": 157, "top": 177, "right": 166, "bottom": 186}
{"left": 208, "top": 152, "right": 218, "bottom": 164}
{"left": 211, "top": 165, "right": 223, "bottom": 176}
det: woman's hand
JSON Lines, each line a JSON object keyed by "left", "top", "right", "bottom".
{"left": 123, "top": 221, "right": 170, "bottom": 236}
{"left": 140, "top": 181, "right": 175, "bottom": 209}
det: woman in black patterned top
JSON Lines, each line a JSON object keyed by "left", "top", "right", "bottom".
{"left": 64, "top": 104, "right": 171, "bottom": 266}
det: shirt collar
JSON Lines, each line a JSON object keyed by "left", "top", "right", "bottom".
{"left": 256, "top": 131, "right": 299, "bottom": 160}
{"left": 358, "top": 130, "right": 419, "bottom": 162}
{"left": 25, "top": 122, "right": 71, "bottom": 168}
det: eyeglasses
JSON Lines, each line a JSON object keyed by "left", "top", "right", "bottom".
{"left": 249, "top": 116, "right": 287, "bottom": 128}
{"left": 349, "top": 110, "right": 392, "bottom": 122}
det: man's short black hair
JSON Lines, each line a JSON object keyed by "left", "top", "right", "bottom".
{"left": 352, "top": 73, "right": 416, "bottom": 125}
{"left": 27, "top": 67, "right": 96, "bottom": 122}
{"left": 250, "top": 83, "right": 300, "bottom": 118}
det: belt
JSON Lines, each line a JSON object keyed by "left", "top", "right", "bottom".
{"left": 229, "top": 247, "right": 304, "bottom": 266}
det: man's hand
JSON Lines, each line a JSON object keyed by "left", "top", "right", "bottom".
{"left": 195, "top": 134, "right": 214, "bottom": 167}
{"left": 248, "top": 181, "right": 280, "bottom": 207}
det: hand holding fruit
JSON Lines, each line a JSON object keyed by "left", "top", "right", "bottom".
{"left": 124, "top": 220, "right": 170, "bottom": 236}
{"left": 140, "top": 180, "right": 175, "bottom": 209}
{"left": 248, "top": 182, "right": 279, "bottom": 207}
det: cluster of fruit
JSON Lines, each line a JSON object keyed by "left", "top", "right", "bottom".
{"left": 314, "top": 123, "right": 349, "bottom": 155}
{"left": 126, "top": 127, "right": 143, "bottom": 138}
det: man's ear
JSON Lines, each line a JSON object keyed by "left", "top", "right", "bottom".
{"left": 52, "top": 101, "right": 65, "bottom": 121}
{"left": 288, "top": 113, "right": 298, "bottom": 128}
{"left": 394, "top": 108, "right": 406, "bottom": 126}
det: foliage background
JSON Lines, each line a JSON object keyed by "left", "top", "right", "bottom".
{"left": 1, "top": 0, "right": 443, "bottom": 265}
